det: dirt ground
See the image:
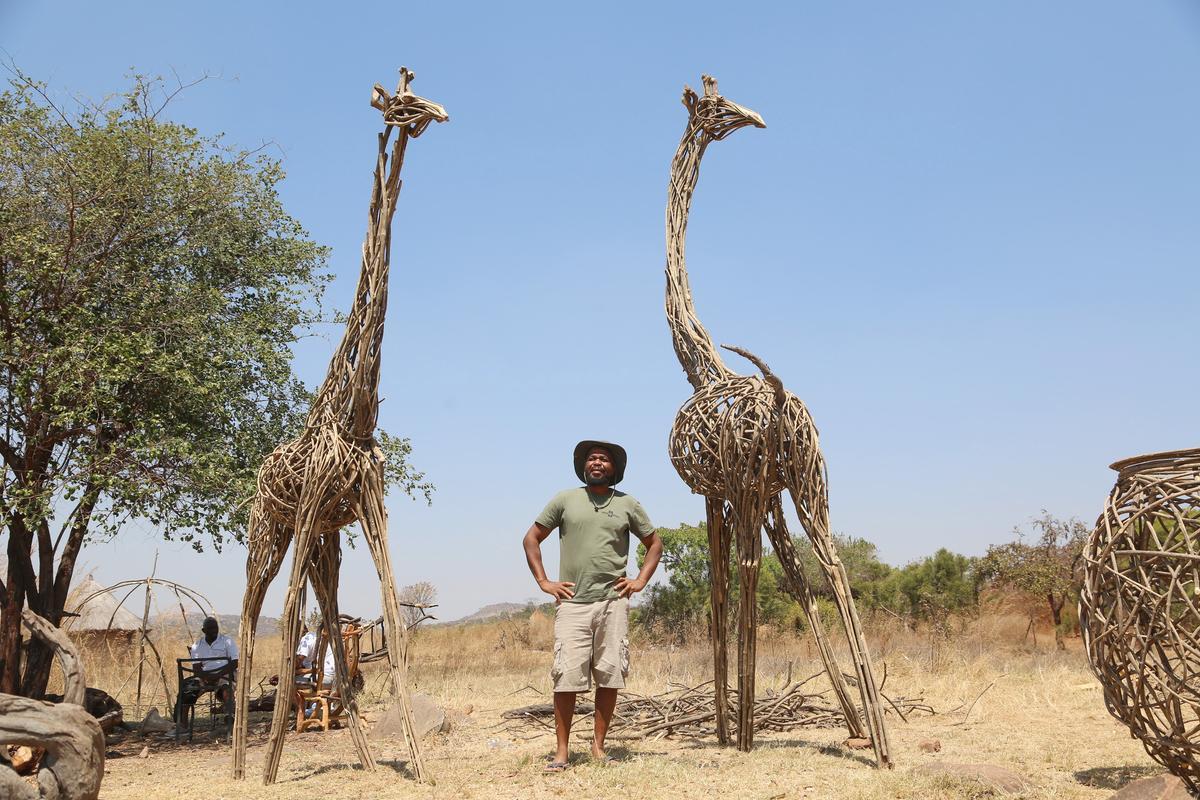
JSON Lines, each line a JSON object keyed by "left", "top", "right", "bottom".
{"left": 87, "top": 618, "right": 1165, "bottom": 800}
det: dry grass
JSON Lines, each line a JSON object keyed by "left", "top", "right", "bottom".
{"left": 84, "top": 612, "right": 1161, "bottom": 799}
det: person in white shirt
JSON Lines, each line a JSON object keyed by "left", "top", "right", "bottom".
{"left": 174, "top": 617, "right": 239, "bottom": 725}
{"left": 293, "top": 624, "right": 339, "bottom": 721}
{"left": 295, "top": 627, "right": 335, "bottom": 688}
{"left": 296, "top": 629, "right": 318, "bottom": 673}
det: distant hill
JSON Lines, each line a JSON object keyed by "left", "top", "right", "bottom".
{"left": 448, "top": 602, "right": 532, "bottom": 625}
{"left": 150, "top": 611, "right": 279, "bottom": 639}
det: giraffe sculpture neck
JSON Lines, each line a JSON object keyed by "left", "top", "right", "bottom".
{"left": 308, "top": 126, "right": 412, "bottom": 440}
{"left": 665, "top": 120, "right": 734, "bottom": 391}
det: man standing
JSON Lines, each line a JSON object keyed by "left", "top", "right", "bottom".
{"left": 522, "top": 440, "right": 663, "bottom": 772}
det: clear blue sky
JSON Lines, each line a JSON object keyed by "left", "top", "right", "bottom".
{"left": 4, "top": 1, "right": 1199, "bottom": 622}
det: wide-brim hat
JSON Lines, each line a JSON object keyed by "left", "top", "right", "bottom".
{"left": 573, "top": 440, "right": 628, "bottom": 486}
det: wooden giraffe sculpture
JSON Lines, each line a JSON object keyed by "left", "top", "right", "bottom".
{"left": 230, "top": 68, "right": 447, "bottom": 785}
{"left": 664, "top": 75, "right": 892, "bottom": 765}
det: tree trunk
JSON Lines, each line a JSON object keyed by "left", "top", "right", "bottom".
{"left": 1, "top": 539, "right": 26, "bottom": 695}
{"left": 1048, "top": 592, "right": 1066, "bottom": 651}
{"left": 12, "top": 482, "right": 98, "bottom": 699}
{"left": 20, "top": 624, "right": 58, "bottom": 699}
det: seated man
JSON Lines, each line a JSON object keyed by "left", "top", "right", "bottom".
{"left": 294, "top": 625, "right": 331, "bottom": 686}
{"left": 174, "top": 616, "right": 238, "bottom": 726}
{"left": 293, "top": 624, "right": 339, "bottom": 723}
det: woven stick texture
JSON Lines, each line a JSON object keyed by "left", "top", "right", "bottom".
{"left": 1081, "top": 448, "right": 1200, "bottom": 792}
{"left": 230, "top": 69, "right": 446, "bottom": 785}
{"left": 664, "top": 75, "right": 891, "bottom": 766}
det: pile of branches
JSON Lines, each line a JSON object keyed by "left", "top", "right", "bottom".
{"left": 501, "top": 674, "right": 933, "bottom": 741}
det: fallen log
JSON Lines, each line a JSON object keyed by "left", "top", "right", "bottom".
{"left": 0, "top": 610, "right": 105, "bottom": 800}
{"left": 501, "top": 701, "right": 594, "bottom": 719}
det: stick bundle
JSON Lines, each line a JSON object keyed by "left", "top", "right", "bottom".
{"left": 500, "top": 677, "right": 931, "bottom": 742}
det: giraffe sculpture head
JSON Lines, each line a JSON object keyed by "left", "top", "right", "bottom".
{"left": 370, "top": 67, "right": 449, "bottom": 137}
{"left": 683, "top": 74, "right": 766, "bottom": 140}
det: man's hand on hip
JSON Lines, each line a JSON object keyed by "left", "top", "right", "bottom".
{"left": 614, "top": 576, "right": 647, "bottom": 598}
{"left": 538, "top": 579, "right": 575, "bottom": 602}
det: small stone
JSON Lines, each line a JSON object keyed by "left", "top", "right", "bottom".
{"left": 844, "top": 737, "right": 872, "bottom": 750}
{"left": 1109, "top": 775, "right": 1193, "bottom": 799}
{"left": 918, "top": 739, "right": 942, "bottom": 753}
{"left": 138, "top": 746, "right": 149, "bottom": 759}
{"left": 915, "top": 762, "right": 1031, "bottom": 794}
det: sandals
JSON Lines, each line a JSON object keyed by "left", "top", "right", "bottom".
{"left": 543, "top": 761, "right": 569, "bottom": 773}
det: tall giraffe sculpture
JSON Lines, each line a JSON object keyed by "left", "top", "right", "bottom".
{"left": 230, "top": 68, "right": 447, "bottom": 785}
{"left": 664, "top": 75, "right": 892, "bottom": 765}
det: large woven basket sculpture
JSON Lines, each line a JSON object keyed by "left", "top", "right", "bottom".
{"left": 1081, "top": 448, "right": 1200, "bottom": 791}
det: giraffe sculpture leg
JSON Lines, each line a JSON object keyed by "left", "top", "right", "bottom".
{"left": 358, "top": 464, "right": 428, "bottom": 781}
{"left": 763, "top": 495, "right": 867, "bottom": 740}
{"left": 262, "top": 468, "right": 339, "bottom": 785}
{"left": 729, "top": 498, "right": 765, "bottom": 752}
{"left": 305, "top": 531, "right": 374, "bottom": 771}
{"left": 261, "top": 552, "right": 309, "bottom": 784}
{"left": 704, "top": 497, "right": 732, "bottom": 746}
{"left": 781, "top": 485, "right": 893, "bottom": 768}
{"left": 233, "top": 511, "right": 292, "bottom": 779}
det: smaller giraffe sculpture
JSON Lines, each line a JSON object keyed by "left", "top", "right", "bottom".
{"left": 664, "top": 75, "right": 892, "bottom": 765}
{"left": 230, "top": 68, "right": 447, "bottom": 785}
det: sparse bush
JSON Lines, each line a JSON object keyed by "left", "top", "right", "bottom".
{"left": 980, "top": 512, "right": 1087, "bottom": 650}
{"left": 398, "top": 581, "right": 438, "bottom": 629}
{"left": 493, "top": 616, "right": 531, "bottom": 651}
{"left": 526, "top": 610, "right": 553, "bottom": 651}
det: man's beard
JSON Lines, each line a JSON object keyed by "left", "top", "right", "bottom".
{"left": 584, "top": 473, "right": 609, "bottom": 487}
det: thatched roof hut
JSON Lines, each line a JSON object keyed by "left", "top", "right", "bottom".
{"left": 64, "top": 575, "right": 142, "bottom": 640}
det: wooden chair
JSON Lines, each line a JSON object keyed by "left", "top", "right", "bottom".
{"left": 293, "top": 619, "right": 363, "bottom": 733}
{"left": 175, "top": 656, "right": 235, "bottom": 742}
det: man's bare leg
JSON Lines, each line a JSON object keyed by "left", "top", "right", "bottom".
{"left": 553, "top": 691, "right": 576, "bottom": 765}
{"left": 593, "top": 686, "right": 618, "bottom": 759}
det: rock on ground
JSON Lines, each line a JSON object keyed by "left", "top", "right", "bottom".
{"left": 139, "top": 708, "right": 174, "bottom": 735}
{"left": 1109, "top": 775, "right": 1194, "bottom": 799}
{"left": 915, "top": 762, "right": 1032, "bottom": 794}
{"left": 369, "top": 693, "right": 448, "bottom": 741}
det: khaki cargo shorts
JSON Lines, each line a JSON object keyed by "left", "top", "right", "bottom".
{"left": 550, "top": 597, "right": 630, "bottom": 692}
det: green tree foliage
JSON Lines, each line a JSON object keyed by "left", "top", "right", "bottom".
{"left": 885, "top": 548, "right": 980, "bottom": 625}
{"left": 789, "top": 541, "right": 979, "bottom": 630}
{"left": 791, "top": 535, "right": 895, "bottom": 611}
{"left": 636, "top": 522, "right": 979, "bottom": 642}
{"left": 634, "top": 522, "right": 712, "bottom": 638}
{"left": 0, "top": 72, "right": 430, "bottom": 696}
{"left": 980, "top": 512, "right": 1087, "bottom": 650}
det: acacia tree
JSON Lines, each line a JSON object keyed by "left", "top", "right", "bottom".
{"left": 981, "top": 512, "right": 1088, "bottom": 650}
{"left": 397, "top": 581, "right": 437, "bottom": 629}
{"left": 0, "top": 73, "right": 431, "bottom": 697}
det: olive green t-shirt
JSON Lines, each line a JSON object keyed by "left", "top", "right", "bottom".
{"left": 535, "top": 488, "right": 655, "bottom": 604}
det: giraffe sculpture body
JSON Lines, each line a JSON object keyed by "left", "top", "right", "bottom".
{"left": 664, "top": 75, "right": 892, "bottom": 766}
{"left": 230, "top": 69, "right": 447, "bottom": 785}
